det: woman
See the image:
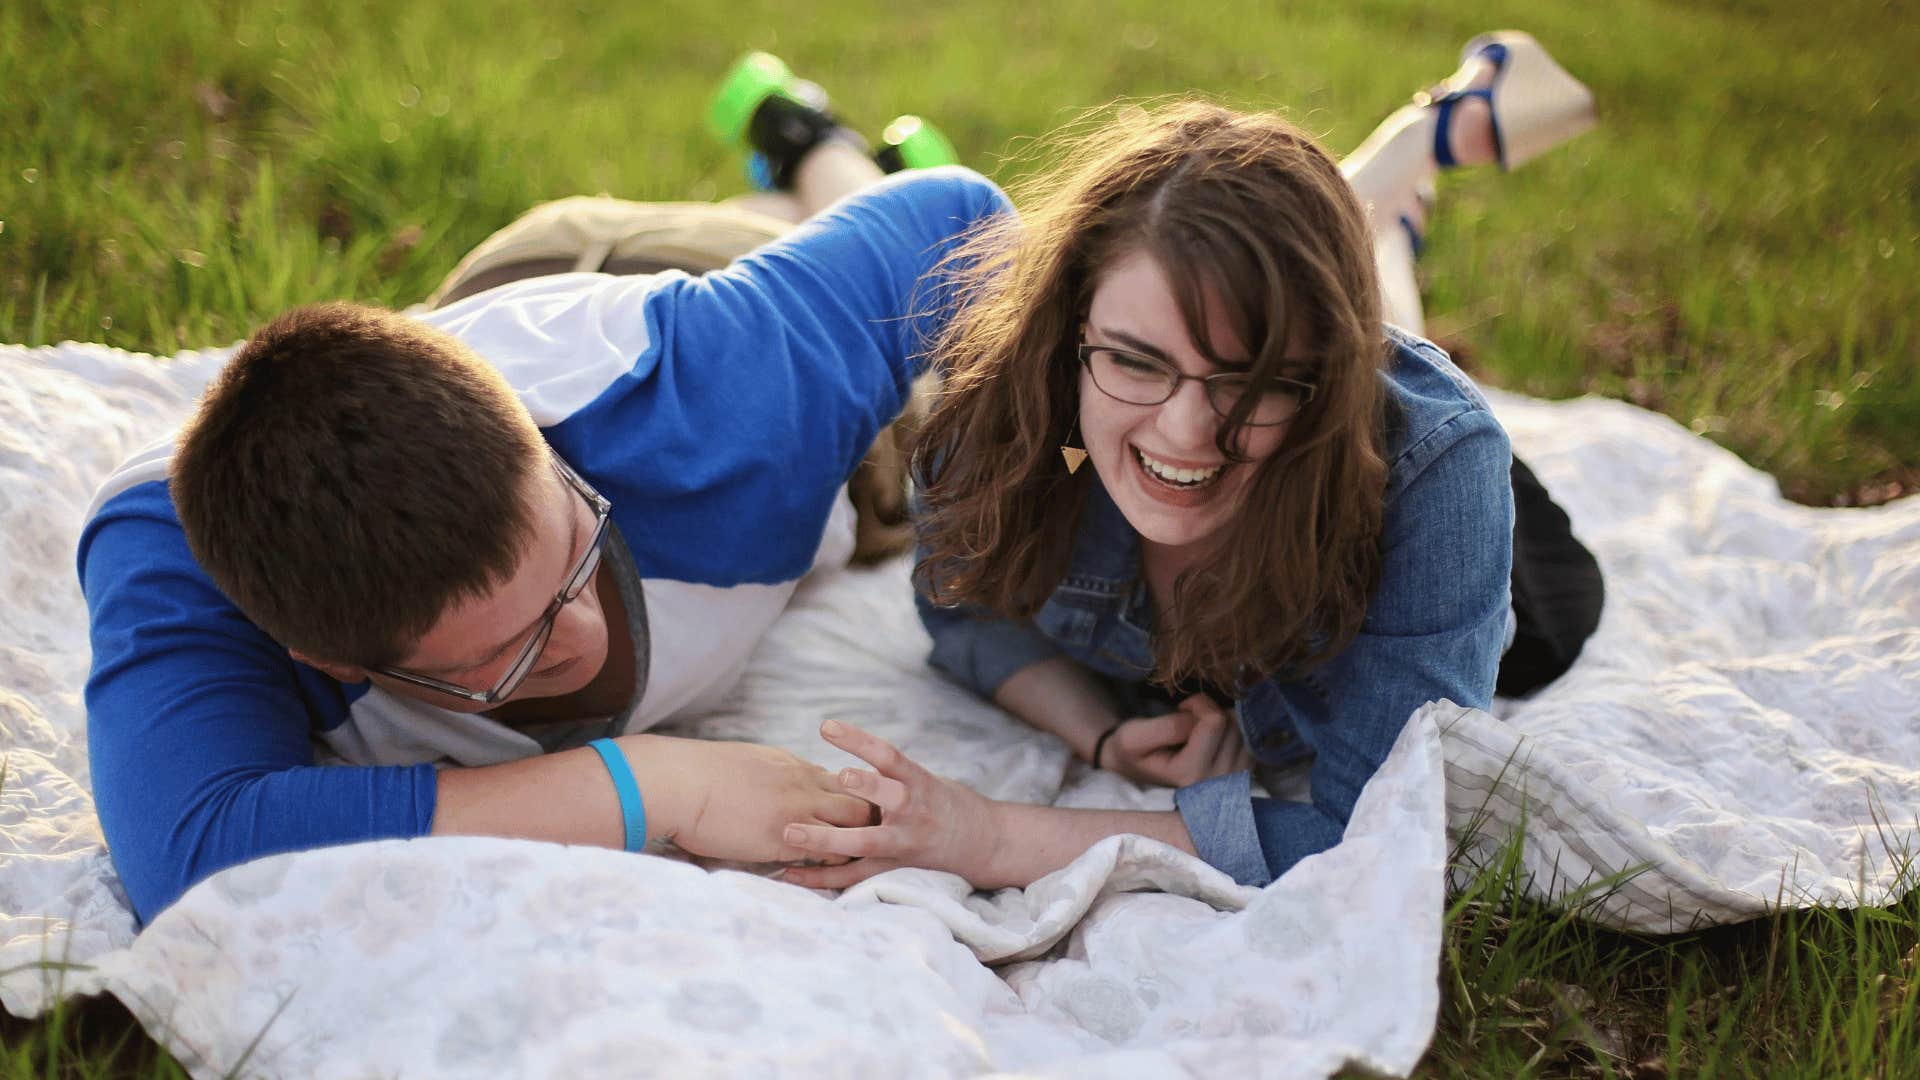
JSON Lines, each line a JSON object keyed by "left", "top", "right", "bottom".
{"left": 778, "top": 32, "right": 1605, "bottom": 891}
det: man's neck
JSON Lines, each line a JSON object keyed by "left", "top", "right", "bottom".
{"left": 483, "top": 572, "right": 636, "bottom": 726}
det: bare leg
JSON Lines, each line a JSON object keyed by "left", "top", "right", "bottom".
{"left": 722, "top": 139, "right": 890, "bottom": 226}
{"left": 1341, "top": 55, "right": 1499, "bottom": 332}
{"left": 1373, "top": 217, "right": 1427, "bottom": 334}
{"left": 788, "top": 139, "right": 888, "bottom": 217}
{"left": 1342, "top": 56, "right": 1498, "bottom": 229}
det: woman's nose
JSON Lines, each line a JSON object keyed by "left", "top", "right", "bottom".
{"left": 1155, "top": 378, "right": 1219, "bottom": 450}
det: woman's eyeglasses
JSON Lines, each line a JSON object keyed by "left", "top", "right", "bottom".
{"left": 1077, "top": 343, "right": 1315, "bottom": 427}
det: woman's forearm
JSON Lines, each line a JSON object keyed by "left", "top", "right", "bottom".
{"left": 779, "top": 721, "right": 1203, "bottom": 893}
{"left": 980, "top": 802, "right": 1196, "bottom": 889}
{"left": 992, "top": 657, "right": 1124, "bottom": 761}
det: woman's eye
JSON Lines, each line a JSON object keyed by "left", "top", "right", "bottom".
{"left": 1207, "top": 376, "right": 1252, "bottom": 402}
{"left": 1108, "top": 352, "right": 1160, "bottom": 374}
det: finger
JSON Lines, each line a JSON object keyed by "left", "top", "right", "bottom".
{"left": 1197, "top": 709, "right": 1240, "bottom": 768}
{"left": 1113, "top": 731, "right": 1189, "bottom": 786}
{"left": 783, "top": 822, "right": 900, "bottom": 860}
{"left": 791, "top": 847, "right": 856, "bottom": 867}
{"left": 1120, "top": 711, "right": 1197, "bottom": 754}
{"left": 820, "top": 719, "right": 925, "bottom": 783}
{"left": 1133, "top": 728, "right": 1188, "bottom": 772}
{"left": 816, "top": 791, "right": 879, "bottom": 828}
{"left": 1169, "top": 709, "right": 1232, "bottom": 772}
{"left": 1179, "top": 692, "right": 1228, "bottom": 722}
{"left": 1175, "top": 714, "right": 1236, "bottom": 780}
{"left": 780, "top": 858, "right": 896, "bottom": 891}
{"left": 835, "top": 768, "right": 910, "bottom": 816}
{"left": 1209, "top": 727, "right": 1250, "bottom": 777}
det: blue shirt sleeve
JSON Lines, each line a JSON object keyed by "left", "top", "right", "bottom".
{"left": 567, "top": 166, "right": 1014, "bottom": 588}
{"left": 79, "top": 483, "right": 437, "bottom": 924}
{"left": 1176, "top": 409, "right": 1514, "bottom": 886}
{"left": 915, "top": 588, "right": 1065, "bottom": 696}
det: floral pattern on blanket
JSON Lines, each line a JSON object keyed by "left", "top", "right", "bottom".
{"left": 32, "top": 717, "right": 1447, "bottom": 1079}
{"left": 4, "top": 341, "right": 1919, "bottom": 1078}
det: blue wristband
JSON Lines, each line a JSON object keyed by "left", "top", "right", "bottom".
{"left": 587, "top": 738, "right": 648, "bottom": 853}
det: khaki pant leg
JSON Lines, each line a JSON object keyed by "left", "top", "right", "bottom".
{"left": 426, "top": 197, "right": 793, "bottom": 308}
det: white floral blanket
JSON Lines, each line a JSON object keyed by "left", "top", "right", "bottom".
{"left": 1, "top": 339, "right": 1915, "bottom": 1078}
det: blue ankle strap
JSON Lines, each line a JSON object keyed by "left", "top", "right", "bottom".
{"left": 1433, "top": 41, "right": 1510, "bottom": 169}
{"left": 1398, "top": 213, "right": 1426, "bottom": 259}
{"left": 1432, "top": 87, "right": 1492, "bottom": 169}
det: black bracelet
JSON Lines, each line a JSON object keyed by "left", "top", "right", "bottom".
{"left": 1090, "top": 720, "right": 1126, "bottom": 770}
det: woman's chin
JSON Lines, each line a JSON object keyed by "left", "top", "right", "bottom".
{"left": 1106, "top": 457, "right": 1236, "bottom": 552}
{"left": 1132, "top": 514, "right": 1227, "bottom": 552}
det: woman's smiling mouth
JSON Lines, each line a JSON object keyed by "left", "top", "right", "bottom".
{"left": 1133, "top": 445, "right": 1226, "bottom": 491}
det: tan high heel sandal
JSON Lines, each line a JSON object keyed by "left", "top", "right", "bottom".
{"left": 1415, "top": 30, "right": 1598, "bottom": 171}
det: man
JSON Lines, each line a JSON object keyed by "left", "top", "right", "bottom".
{"left": 78, "top": 107, "right": 1012, "bottom": 923}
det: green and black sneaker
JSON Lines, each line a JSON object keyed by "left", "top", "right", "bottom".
{"left": 710, "top": 52, "right": 961, "bottom": 188}
{"left": 708, "top": 51, "right": 858, "bottom": 191}
{"left": 873, "top": 114, "right": 960, "bottom": 174}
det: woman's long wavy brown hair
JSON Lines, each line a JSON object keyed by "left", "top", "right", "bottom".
{"left": 913, "top": 100, "right": 1392, "bottom": 689}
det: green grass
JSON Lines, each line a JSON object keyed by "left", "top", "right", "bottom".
{"left": 4, "top": 0, "right": 1916, "bottom": 504}
{"left": 2, "top": 0, "right": 1916, "bottom": 1074}
{"left": 1421, "top": 826, "right": 1920, "bottom": 1078}
{"left": 0, "top": 994, "right": 186, "bottom": 1080}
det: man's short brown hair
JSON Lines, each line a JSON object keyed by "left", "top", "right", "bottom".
{"left": 172, "top": 301, "right": 548, "bottom": 666}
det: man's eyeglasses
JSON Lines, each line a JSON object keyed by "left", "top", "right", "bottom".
{"left": 1077, "top": 343, "right": 1316, "bottom": 427}
{"left": 373, "top": 453, "right": 612, "bottom": 705}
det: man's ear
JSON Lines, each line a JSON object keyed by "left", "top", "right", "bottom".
{"left": 288, "top": 648, "right": 369, "bottom": 685}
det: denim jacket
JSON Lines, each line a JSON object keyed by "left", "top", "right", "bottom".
{"left": 917, "top": 327, "right": 1514, "bottom": 887}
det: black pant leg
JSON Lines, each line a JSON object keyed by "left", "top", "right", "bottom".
{"left": 1497, "top": 456, "right": 1605, "bottom": 696}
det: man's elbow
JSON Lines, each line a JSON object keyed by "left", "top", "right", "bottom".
{"left": 101, "top": 775, "right": 278, "bottom": 926}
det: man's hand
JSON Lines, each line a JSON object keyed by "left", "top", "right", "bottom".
{"left": 1100, "top": 692, "right": 1254, "bottom": 788}
{"left": 651, "top": 738, "right": 876, "bottom": 865}
{"left": 431, "top": 733, "right": 870, "bottom": 860}
{"left": 778, "top": 720, "right": 1006, "bottom": 890}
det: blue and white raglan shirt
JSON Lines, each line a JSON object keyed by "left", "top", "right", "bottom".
{"left": 77, "top": 167, "right": 1013, "bottom": 924}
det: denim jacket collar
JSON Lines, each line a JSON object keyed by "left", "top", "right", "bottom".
{"left": 1060, "top": 475, "right": 1139, "bottom": 595}
{"left": 1040, "top": 474, "right": 1162, "bottom": 674}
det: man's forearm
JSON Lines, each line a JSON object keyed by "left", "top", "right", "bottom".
{"left": 429, "top": 733, "right": 695, "bottom": 848}
{"left": 979, "top": 802, "right": 1196, "bottom": 889}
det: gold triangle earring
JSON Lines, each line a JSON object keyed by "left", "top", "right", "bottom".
{"left": 1060, "top": 418, "right": 1088, "bottom": 474}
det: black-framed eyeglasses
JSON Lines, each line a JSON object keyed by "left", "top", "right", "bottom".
{"left": 1076, "top": 343, "right": 1316, "bottom": 427}
{"left": 373, "top": 453, "right": 613, "bottom": 705}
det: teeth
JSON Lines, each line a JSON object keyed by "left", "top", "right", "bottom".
{"left": 1136, "top": 448, "right": 1221, "bottom": 486}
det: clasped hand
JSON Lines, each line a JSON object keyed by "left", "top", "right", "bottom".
{"left": 657, "top": 738, "right": 874, "bottom": 865}
{"left": 1098, "top": 692, "right": 1255, "bottom": 787}
{"left": 779, "top": 719, "right": 1005, "bottom": 891}
{"left": 678, "top": 698, "right": 1251, "bottom": 889}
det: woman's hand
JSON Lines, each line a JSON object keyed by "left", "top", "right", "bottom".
{"left": 652, "top": 737, "right": 875, "bottom": 865}
{"left": 1099, "top": 692, "right": 1255, "bottom": 788}
{"left": 778, "top": 720, "right": 1005, "bottom": 890}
